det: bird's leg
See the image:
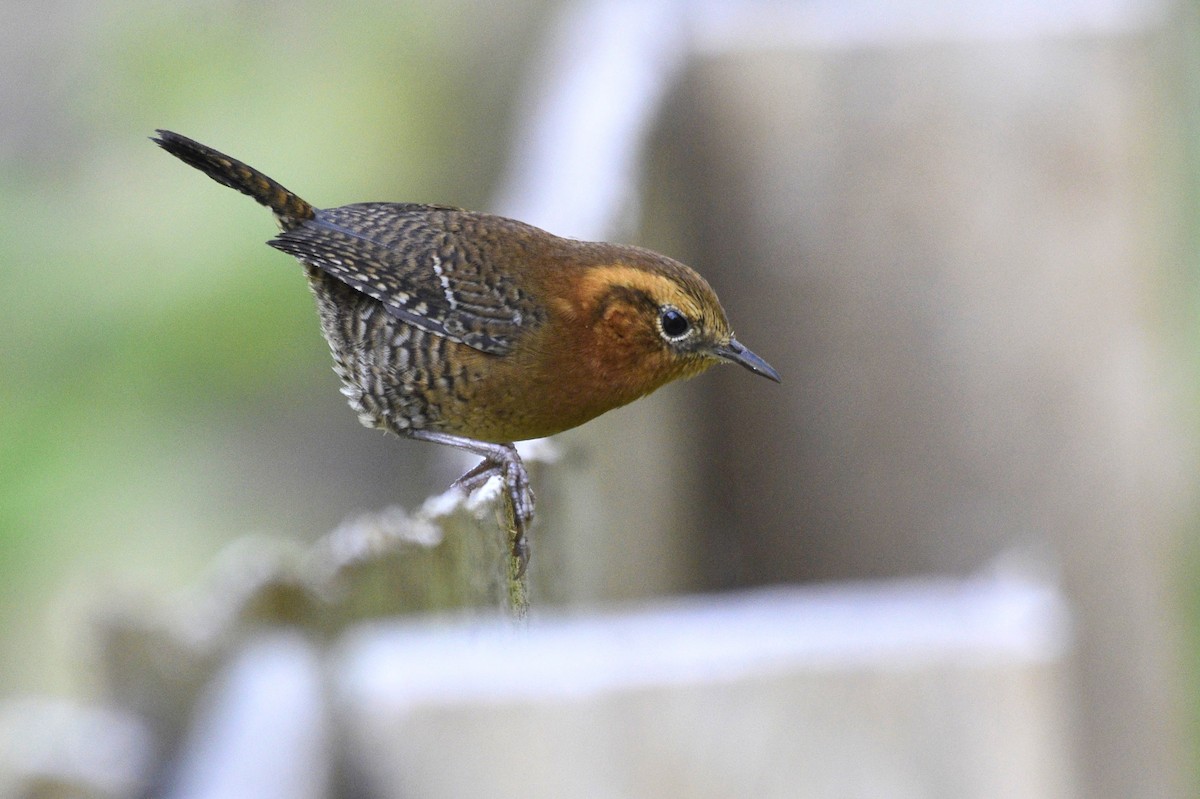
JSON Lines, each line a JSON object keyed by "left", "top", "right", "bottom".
{"left": 406, "top": 430, "right": 534, "bottom": 572}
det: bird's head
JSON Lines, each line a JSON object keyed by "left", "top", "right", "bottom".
{"left": 554, "top": 245, "right": 780, "bottom": 399}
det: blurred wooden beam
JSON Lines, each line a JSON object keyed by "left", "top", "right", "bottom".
{"left": 335, "top": 576, "right": 1077, "bottom": 799}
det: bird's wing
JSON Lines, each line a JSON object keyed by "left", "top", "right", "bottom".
{"left": 269, "top": 204, "right": 539, "bottom": 356}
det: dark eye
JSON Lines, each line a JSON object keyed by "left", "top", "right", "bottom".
{"left": 659, "top": 307, "right": 691, "bottom": 339}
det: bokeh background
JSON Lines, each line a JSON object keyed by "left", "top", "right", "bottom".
{"left": 2, "top": 1, "right": 1199, "bottom": 797}
{"left": 1, "top": 0, "right": 561, "bottom": 692}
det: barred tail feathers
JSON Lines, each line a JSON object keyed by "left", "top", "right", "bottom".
{"left": 153, "top": 130, "right": 314, "bottom": 227}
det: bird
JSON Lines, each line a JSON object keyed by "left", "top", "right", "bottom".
{"left": 153, "top": 129, "right": 780, "bottom": 572}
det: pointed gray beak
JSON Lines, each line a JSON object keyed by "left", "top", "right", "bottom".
{"left": 711, "top": 337, "right": 781, "bottom": 383}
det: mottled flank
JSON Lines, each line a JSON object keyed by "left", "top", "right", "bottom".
{"left": 306, "top": 263, "right": 464, "bottom": 435}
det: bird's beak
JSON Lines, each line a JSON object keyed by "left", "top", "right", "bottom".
{"left": 711, "top": 337, "right": 781, "bottom": 383}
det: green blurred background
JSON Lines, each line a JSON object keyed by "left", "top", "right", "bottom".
{"left": 0, "top": 0, "right": 559, "bottom": 692}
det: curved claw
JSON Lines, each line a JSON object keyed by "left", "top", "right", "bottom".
{"left": 452, "top": 458, "right": 498, "bottom": 494}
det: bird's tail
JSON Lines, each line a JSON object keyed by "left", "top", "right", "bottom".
{"left": 153, "top": 130, "right": 315, "bottom": 228}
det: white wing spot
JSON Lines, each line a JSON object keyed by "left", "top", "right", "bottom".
{"left": 430, "top": 253, "right": 458, "bottom": 311}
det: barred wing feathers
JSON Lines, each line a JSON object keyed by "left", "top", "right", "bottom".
{"left": 270, "top": 204, "right": 543, "bottom": 356}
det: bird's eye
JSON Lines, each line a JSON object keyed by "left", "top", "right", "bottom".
{"left": 658, "top": 306, "right": 691, "bottom": 340}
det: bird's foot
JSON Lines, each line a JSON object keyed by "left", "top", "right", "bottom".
{"left": 451, "top": 447, "right": 535, "bottom": 527}
{"left": 408, "top": 431, "right": 534, "bottom": 574}
{"left": 452, "top": 447, "right": 534, "bottom": 576}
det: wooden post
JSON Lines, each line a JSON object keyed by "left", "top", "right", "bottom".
{"left": 650, "top": 5, "right": 1198, "bottom": 799}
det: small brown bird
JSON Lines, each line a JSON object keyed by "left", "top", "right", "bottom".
{"left": 154, "top": 130, "right": 779, "bottom": 568}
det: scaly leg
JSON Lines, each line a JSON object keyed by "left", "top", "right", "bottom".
{"left": 407, "top": 430, "right": 534, "bottom": 573}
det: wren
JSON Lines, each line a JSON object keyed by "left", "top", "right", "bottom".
{"left": 153, "top": 130, "right": 780, "bottom": 571}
